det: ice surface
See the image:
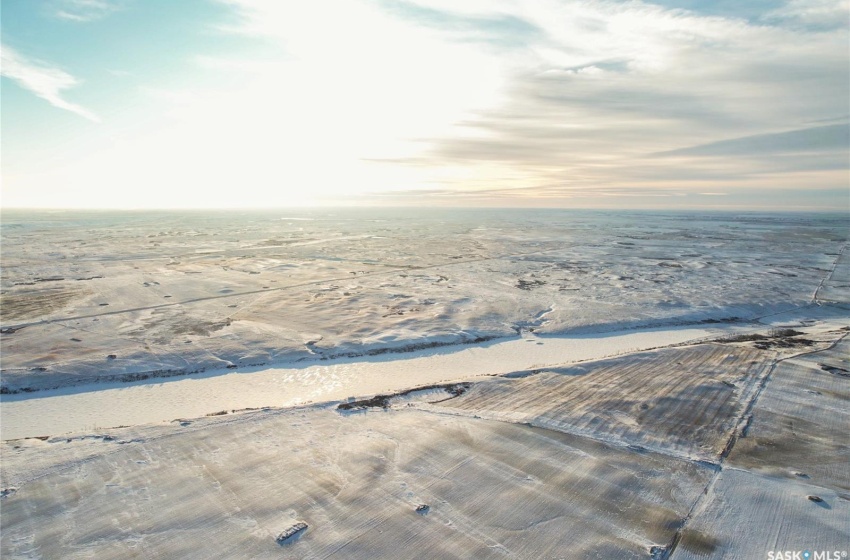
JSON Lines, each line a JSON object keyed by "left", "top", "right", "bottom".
{"left": 0, "top": 325, "right": 727, "bottom": 440}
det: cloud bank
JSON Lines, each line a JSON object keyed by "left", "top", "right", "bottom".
{"left": 365, "top": 0, "right": 848, "bottom": 201}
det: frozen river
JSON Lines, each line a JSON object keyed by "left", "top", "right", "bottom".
{"left": 2, "top": 325, "right": 731, "bottom": 439}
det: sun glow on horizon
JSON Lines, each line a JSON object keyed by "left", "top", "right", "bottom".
{"left": 1, "top": 0, "right": 848, "bottom": 210}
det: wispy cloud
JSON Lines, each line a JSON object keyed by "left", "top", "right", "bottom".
{"left": 50, "top": 0, "right": 123, "bottom": 22}
{"left": 379, "top": 0, "right": 545, "bottom": 48}
{"left": 1, "top": 45, "right": 100, "bottom": 122}
{"left": 765, "top": 0, "right": 850, "bottom": 30}
{"left": 655, "top": 124, "right": 850, "bottom": 157}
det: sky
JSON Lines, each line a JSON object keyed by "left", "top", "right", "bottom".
{"left": 1, "top": 0, "right": 848, "bottom": 210}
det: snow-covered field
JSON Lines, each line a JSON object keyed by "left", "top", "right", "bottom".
{"left": 1, "top": 209, "right": 848, "bottom": 559}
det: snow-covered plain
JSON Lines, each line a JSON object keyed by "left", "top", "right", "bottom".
{"left": 2, "top": 326, "right": 847, "bottom": 559}
{"left": 1, "top": 209, "right": 846, "bottom": 392}
{"left": 1, "top": 209, "right": 848, "bottom": 559}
